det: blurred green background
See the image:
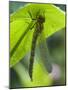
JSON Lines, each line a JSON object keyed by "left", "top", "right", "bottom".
{"left": 9, "top": 1, "right": 66, "bottom": 89}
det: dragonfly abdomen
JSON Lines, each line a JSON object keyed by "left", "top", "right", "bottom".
{"left": 29, "top": 27, "right": 40, "bottom": 80}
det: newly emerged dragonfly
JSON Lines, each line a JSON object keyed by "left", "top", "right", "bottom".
{"left": 10, "top": 9, "right": 52, "bottom": 81}
{"left": 27, "top": 10, "right": 45, "bottom": 80}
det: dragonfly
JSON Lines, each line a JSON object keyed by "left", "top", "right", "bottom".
{"left": 28, "top": 10, "right": 45, "bottom": 80}
{"left": 10, "top": 9, "right": 52, "bottom": 81}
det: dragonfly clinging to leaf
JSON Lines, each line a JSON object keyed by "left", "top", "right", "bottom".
{"left": 10, "top": 8, "right": 52, "bottom": 81}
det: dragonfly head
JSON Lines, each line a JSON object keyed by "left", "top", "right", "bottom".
{"left": 37, "top": 15, "right": 45, "bottom": 24}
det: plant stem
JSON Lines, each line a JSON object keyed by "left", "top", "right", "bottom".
{"left": 13, "top": 62, "right": 32, "bottom": 87}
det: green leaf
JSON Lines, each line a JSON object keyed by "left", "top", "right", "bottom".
{"left": 10, "top": 3, "right": 65, "bottom": 67}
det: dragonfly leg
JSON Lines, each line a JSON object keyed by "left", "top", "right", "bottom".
{"left": 25, "top": 21, "right": 30, "bottom": 24}
{"left": 27, "top": 10, "right": 36, "bottom": 20}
